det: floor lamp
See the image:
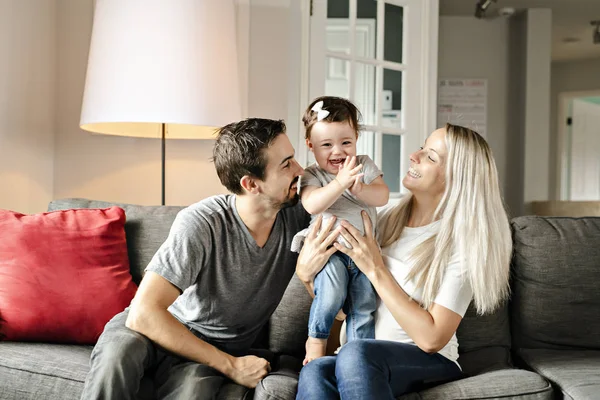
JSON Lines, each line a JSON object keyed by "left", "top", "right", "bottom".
{"left": 79, "top": 0, "right": 241, "bottom": 205}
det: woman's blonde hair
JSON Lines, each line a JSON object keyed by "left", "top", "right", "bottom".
{"left": 378, "top": 123, "right": 511, "bottom": 315}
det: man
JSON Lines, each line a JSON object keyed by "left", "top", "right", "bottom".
{"left": 81, "top": 118, "right": 310, "bottom": 399}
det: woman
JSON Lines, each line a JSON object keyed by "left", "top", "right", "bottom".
{"left": 295, "top": 123, "right": 512, "bottom": 399}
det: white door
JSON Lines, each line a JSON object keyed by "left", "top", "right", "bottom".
{"left": 569, "top": 99, "right": 600, "bottom": 200}
{"left": 303, "top": 0, "right": 439, "bottom": 196}
{"left": 325, "top": 18, "right": 376, "bottom": 157}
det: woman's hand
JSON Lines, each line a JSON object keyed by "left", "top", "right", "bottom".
{"left": 334, "top": 211, "right": 384, "bottom": 279}
{"left": 296, "top": 215, "right": 340, "bottom": 295}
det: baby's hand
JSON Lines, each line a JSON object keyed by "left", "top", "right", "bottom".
{"left": 349, "top": 175, "right": 363, "bottom": 195}
{"left": 335, "top": 156, "right": 364, "bottom": 189}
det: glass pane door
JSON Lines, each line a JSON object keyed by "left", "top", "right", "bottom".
{"left": 308, "top": 0, "right": 436, "bottom": 196}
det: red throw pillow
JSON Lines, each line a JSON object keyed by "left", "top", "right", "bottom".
{"left": 0, "top": 207, "right": 137, "bottom": 344}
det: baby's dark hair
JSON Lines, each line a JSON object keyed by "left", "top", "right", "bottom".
{"left": 302, "top": 96, "right": 361, "bottom": 140}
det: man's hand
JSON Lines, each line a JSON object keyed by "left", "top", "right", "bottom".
{"left": 335, "top": 156, "right": 364, "bottom": 189}
{"left": 296, "top": 215, "right": 340, "bottom": 295}
{"left": 227, "top": 355, "right": 271, "bottom": 388}
{"left": 334, "top": 212, "right": 383, "bottom": 279}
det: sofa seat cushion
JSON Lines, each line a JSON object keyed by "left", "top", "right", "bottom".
{"left": 256, "top": 355, "right": 552, "bottom": 400}
{"left": 518, "top": 349, "right": 600, "bottom": 400}
{"left": 0, "top": 342, "right": 90, "bottom": 399}
{"left": 0, "top": 341, "right": 251, "bottom": 400}
{"left": 398, "top": 369, "right": 552, "bottom": 400}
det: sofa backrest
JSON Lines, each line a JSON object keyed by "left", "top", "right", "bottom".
{"left": 268, "top": 274, "right": 313, "bottom": 359}
{"left": 48, "top": 198, "right": 185, "bottom": 284}
{"left": 510, "top": 216, "right": 600, "bottom": 350}
{"left": 268, "top": 278, "right": 515, "bottom": 371}
{"left": 455, "top": 302, "right": 512, "bottom": 376}
{"left": 46, "top": 198, "right": 522, "bottom": 365}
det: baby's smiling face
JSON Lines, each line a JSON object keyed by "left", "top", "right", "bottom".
{"left": 306, "top": 121, "right": 358, "bottom": 175}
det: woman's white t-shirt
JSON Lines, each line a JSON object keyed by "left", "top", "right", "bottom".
{"left": 340, "top": 212, "right": 473, "bottom": 367}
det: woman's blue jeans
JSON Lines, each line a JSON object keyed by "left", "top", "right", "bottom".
{"left": 296, "top": 339, "right": 462, "bottom": 400}
{"left": 309, "top": 252, "right": 377, "bottom": 340}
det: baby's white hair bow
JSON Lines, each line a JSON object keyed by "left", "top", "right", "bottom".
{"left": 311, "top": 100, "right": 330, "bottom": 122}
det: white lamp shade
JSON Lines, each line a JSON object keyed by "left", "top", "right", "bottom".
{"left": 80, "top": 0, "right": 241, "bottom": 139}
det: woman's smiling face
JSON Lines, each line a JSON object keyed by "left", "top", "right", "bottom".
{"left": 403, "top": 127, "right": 447, "bottom": 198}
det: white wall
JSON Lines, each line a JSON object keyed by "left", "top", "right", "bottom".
{"left": 246, "top": 0, "right": 315, "bottom": 164}
{"left": 523, "top": 10, "right": 552, "bottom": 208}
{"left": 248, "top": 3, "right": 290, "bottom": 120}
{"left": 247, "top": 0, "right": 303, "bottom": 152}
{"left": 3, "top": 2, "right": 565, "bottom": 214}
{"left": 0, "top": 0, "right": 56, "bottom": 213}
{"left": 52, "top": 0, "right": 303, "bottom": 207}
{"left": 549, "top": 58, "right": 600, "bottom": 198}
{"left": 438, "top": 12, "right": 552, "bottom": 217}
{"left": 1, "top": 0, "right": 301, "bottom": 211}
{"left": 53, "top": 0, "right": 227, "bottom": 207}
{"left": 438, "top": 17, "right": 513, "bottom": 211}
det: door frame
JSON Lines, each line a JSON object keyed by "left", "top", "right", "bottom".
{"left": 557, "top": 89, "right": 600, "bottom": 200}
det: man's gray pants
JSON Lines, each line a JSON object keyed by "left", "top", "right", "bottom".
{"left": 80, "top": 310, "right": 226, "bottom": 400}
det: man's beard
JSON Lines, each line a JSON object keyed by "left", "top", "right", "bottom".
{"left": 277, "top": 177, "right": 300, "bottom": 209}
{"left": 280, "top": 192, "right": 300, "bottom": 209}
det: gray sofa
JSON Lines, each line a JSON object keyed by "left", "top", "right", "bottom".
{"left": 1, "top": 198, "right": 599, "bottom": 400}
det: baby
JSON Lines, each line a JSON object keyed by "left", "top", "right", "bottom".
{"left": 292, "top": 96, "right": 390, "bottom": 364}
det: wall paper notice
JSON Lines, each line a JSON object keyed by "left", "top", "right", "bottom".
{"left": 437, "top": 79, "right": 487, "bottom": 137}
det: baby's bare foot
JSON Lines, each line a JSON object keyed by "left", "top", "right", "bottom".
{"left": 303, "top": 337, "right": 327, "bottom": 365}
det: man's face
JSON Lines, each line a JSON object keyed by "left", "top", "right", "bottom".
{"left": 258, "top": 134, "right": 304, "bottom": 209}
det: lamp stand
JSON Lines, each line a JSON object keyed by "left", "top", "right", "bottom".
{"left": 161, "top": 123, "right": 166, "bottom": 206}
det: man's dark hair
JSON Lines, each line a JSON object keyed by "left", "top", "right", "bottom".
{"left": 213, "top": 118, "right": 286, "bottom": 194}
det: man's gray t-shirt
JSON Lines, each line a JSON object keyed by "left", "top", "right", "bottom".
{"left": 145, "top": 194, "right": 310, "bottom": 354}
{"left": 291, "top": 155, "right": 383, "bottom": 251}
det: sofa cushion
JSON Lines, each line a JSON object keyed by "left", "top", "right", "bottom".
{"left": 255, "top": 354, "right": 552, "bottom": 400}
{"left": 397, "top": 369, "right": 553, "bottom": 400}
{"left": 0, "top": 342, "right": 157, "bottom": 400}
{"left": 268, "top": 275, "right": 313, "bottom": 358}
{"left": 0, "top": 342, "right": 90, "bottom": 400}
{"left": 518, "top": 349, "right": 600, "bottom": 400}
{"left": 456, "top": 301, "right": 512, "bottom": 375}
{"left": 48, "top": 198, "right": 185, "bottom": 284}
{"left": 511, "top": 216, "right": 600, "bottom": 350}
{"left": 0, "top": 207, "right": 137, "bottom": 343}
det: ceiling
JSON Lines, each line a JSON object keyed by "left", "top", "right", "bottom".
{"left": 439, "top": 0, "right": 600, "bottom": 62}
